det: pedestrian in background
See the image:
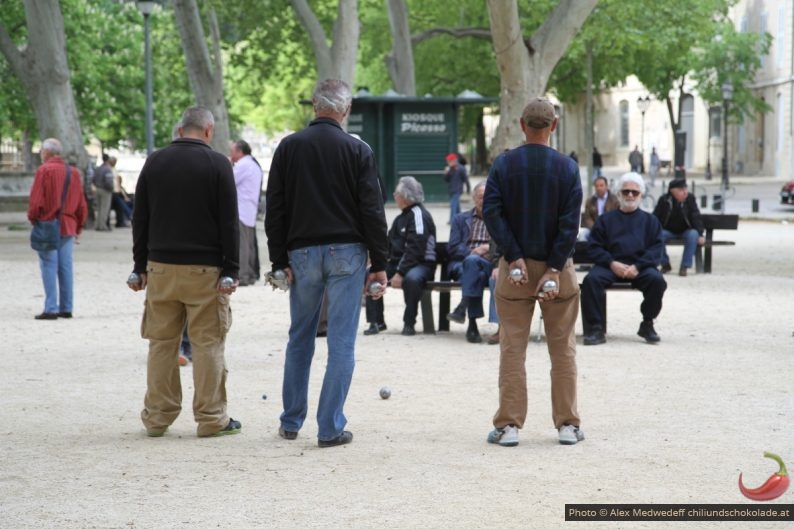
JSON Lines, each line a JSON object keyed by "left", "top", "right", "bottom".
{"left": 28, "top": 138, "right": 87, "bottom": 320}
{"left": 444, "top": 152, "right": 470, "bottom": 224}
{"left": 592, "top": 147, "right": 603, "bottom": 178}
{"left": 229, "top": 139, "right": 263, "bottom": 286}
{"left": 93, "top": 154, "right": 114, "bottom": 231}
{"left": 130, "top": 106, "right": 241, "bottom": 439}
{"left": 649, "top": 147, "right": 660, "bottom": 187}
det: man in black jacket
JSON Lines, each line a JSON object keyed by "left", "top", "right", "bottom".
{"left": 364, "top": 176, "right": 437, "bottom": 337}
{"left": 652, "top": 178, "right": 705, "bottom": 277}
{"left": 266, "top": 79, "right": 388, "bottom": 448}
{"left": 130, "top": 106, "right": 241, "bottom": 438}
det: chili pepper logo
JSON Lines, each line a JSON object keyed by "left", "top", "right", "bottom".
{"left": 738, "top": 452, "right": 790, "bottom": 501}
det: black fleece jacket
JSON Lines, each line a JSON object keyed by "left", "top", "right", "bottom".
{"left": 652, "top": 193, "right": 705, "bottom": 235}
{"left": 265, "top": 117, "right": 388, "bottom": 272}
{"left": 132, "top": 138, "right": 240, "bottom": 278}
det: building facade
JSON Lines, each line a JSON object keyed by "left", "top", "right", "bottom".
{"left": 560, "top": 0, "right": 792, "bottom": 179}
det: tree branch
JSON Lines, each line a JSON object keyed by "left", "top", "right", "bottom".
{"left": 207, "top": 6, "right": 224, "bottom": 84}
{"left": 0, "top": 21, "right": 27, "bottom": 80}
{"left": 411, "top": 27, "right": 491, "bottom": 46}
{"left": 290, "top": 0, "right": 332, "bottom": 78}
{"left": 530, "top": 0, "right": 598, "bottom": 78}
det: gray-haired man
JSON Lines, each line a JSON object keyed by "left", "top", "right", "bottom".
{"left": 266, "top": 79, "right": 388, "bottom": 447}
{"left": 131, "top": 106, "right": 241, "bottom": 438}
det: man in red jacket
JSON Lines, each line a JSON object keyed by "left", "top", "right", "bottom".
{"left": 27, "top": 138, "right": 87, "bottom": 320}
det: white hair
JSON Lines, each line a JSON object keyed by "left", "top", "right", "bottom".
{"left": 617, "top": 172, "right": 646, "bottom": 195}
{"left": 179, "top": 107, "right": 214, "bottom": 132}
{"left": 312, "top": 79, "right": 352, "bottom": 115}
{"left": 42, "top": 138, "right": 62, "bottom": 155}
{"left": 395, "top": 176, "right": 425, "bottom": 204}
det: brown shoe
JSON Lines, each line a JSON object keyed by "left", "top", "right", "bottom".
{"left": 678, "top": 267, "right": 688, "bottom": 277}
{"left": 487, "top": 329, "right": 500, "bottom": 345}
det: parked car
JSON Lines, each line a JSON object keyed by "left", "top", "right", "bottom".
{"left": 781, "top": 181, "right": 794, "bottom": 204}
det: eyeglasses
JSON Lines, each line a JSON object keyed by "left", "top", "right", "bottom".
{"left": 620, "top": 189, "right": 641, "bottom": 197}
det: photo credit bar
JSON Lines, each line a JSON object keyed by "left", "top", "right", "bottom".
{"left": 565, "top": 504, "right": 794, "bottom": 522}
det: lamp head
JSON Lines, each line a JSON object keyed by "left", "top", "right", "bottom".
{"left": 721, "top": 82, "right": 734, "bottom": 101}
{"left": 136, "top": 1, "right": 156, "bottom": 15}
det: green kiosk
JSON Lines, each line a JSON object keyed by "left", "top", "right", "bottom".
{"left": 348, "top": 91, "right": 496, "bottom": 202}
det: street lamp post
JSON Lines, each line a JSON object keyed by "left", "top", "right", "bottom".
{"left": 721, "top": 82, "right": 733, "bottom": 214}
{"left": 637, "top": 95, "right": 651, "bottom": 172}
{"left": 137, "top": 1, "right": 156, "bottom": 155}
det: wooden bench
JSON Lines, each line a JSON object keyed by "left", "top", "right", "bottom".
{"left": 582, "top": 213, "right": 738, "bottom": 274}
{"left": 573, "top": 241, "right": 633, "bottom": 335}
{"left": 420, "top": 213, "right": 738, "bottom": 334}
{"left": 420, "top": 242, "right": 464, "bottom": 334}
{"left": 667, "top": 213, "right": 738, "bottom": 274}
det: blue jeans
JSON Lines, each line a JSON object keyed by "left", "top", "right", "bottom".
{"left": 449, "top": 255, "right": 492, "bottom": 319}
{"left": 488, "top": 276, "right": 499, "bottom": 323}
{"left": 449, "top": 192, "right": 461, "bottom": 223}
{"left": 37, "top": 235, "right": 75, "bottom": 314}
{"left": 281, "top": 243, "right": 366, "bottom": 441}
{"left": 660, "top": 228, "right": 699, "bottom": 269}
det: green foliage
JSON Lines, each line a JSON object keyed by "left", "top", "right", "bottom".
{"left": 0, "top": 0, "right": 37, "bottom": 140}
{"left": 632, "top": 0, "right": 731, "bottom": 102}
{"left": 0, "top": 0, "right": 774, "bottom": 149}
{"left": 549, "top": 0, "right": 769, "bottom": 130}
{"left": 550, "top": 0, "right": 650, "bottom": 102}
{"left": 0, "top": 0, "right": 194, "bottom": 150}
{"left": 217, "top": 0, "right": 318, "bottom": 132}
{"left": 68, "top": 0, "right": 194, "bottom": 150}
{"left": 692, "top": 20, "right": 772, "bottom": 121}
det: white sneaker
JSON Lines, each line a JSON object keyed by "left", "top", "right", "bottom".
{"left": 558, "top": 424, "right": 584, "bottom": 445}
{"left": 487, "top": 425, "right": 519, "bottom": 447}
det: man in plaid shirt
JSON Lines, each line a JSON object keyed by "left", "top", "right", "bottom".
{"left": 445, "top": 182, "right": 494, "bottom": 343}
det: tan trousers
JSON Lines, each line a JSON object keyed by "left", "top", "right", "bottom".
{"left": 140, "top": 261, "right": 233, "bottom": 436}
{"left": 493, "top": 257, "right": 580, "bottom": 430}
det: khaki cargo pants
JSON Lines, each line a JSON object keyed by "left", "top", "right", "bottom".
{"left": 140, "top": 262, "right": 233, "bottom": 437}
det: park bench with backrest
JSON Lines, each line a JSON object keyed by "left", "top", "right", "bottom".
{"left": 418, "top": 214, "right": 738, "bottom": 334}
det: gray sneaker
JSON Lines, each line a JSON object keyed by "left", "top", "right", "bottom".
{"left": 558, "top": 424, "right": 584, "bottom": 445}
{"left": 487, "top": 425, "right": 519, "bottom": 447}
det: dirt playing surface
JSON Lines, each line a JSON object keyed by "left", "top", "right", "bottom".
{"left": 1, "top": 207, "right": 792, "bottom": 528}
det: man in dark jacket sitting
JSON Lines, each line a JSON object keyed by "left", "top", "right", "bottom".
{"left": 445, "top": 182, "right": 493, "bottom": 343}
{"left": 581, "top": 172, "right": 667, "bottom": 346}
{"left": 364, "top": 176, "right": 437, "bottom": 336}
{"left": 652, "top": 178, "right": 705, "bottom": 277}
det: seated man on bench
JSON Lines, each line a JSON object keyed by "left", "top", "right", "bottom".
{"left": 652, "top": 178, "right": 705, "bottom": 277}
{"left": 445, "top": 182, "right": 494, "bottom": 343}
{"left": 364, "top": 176, "right": 437, "bottom": 336}
{"left": 582, "top": 172, "right": 667, "bottom": 346}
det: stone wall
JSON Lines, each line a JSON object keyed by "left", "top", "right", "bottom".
{"left": 0, "top": 172, "right": 34, "bottom": 212}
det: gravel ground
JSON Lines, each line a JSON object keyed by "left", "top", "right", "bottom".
{"left": 0, "top": 207, "right": 792, "bottom": 529}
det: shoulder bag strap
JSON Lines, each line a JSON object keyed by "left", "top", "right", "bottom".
{"left": 56, "top": 165, "right": 71, "bottom": 220}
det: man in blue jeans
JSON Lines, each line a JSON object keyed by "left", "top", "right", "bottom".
{"left": 27, "top": 138, "right": 87, "bottom": 320}
{"left": 446, "top": 182, "right": 493, "bottom": 343}
{"left": 652, "top": 178, "right": 705, "bottom": 277}
{"left": 265, "top": 79, "right": 388, "bottom": 448}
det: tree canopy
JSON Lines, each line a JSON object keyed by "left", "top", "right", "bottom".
{"left": 0, "top": 0, "right": 773, "bottom": 159}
